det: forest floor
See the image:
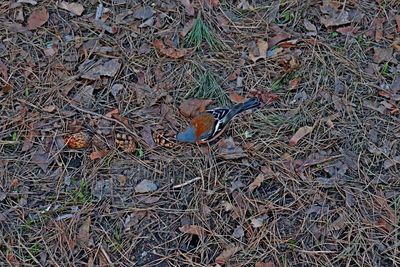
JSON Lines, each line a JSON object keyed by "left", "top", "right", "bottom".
{"left": 0, "top": 0, "right": 399, "bottom": 266}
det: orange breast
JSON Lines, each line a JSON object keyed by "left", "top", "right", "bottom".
{"left": 191, "top": 113, "right": 215, "bottom": 140}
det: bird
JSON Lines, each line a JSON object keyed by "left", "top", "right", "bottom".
{"left": 176, "top": 97, "right": 261, "bottom": 144}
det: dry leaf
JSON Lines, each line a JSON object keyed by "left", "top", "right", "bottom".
{"left": 253, "top": 91, "right": 279, "bottom": 105}
{"left": 395, "top": 15, "right": 400, "bottom": 33}
{"left": 304, "top": 19, "right": 317, "bottom": 35}
{"left": 153, "top": 39, "right": 190, "bottom": 59}
{"left": 64, "top": 132, "right": 91, "bottom": 149}
{"left": 251, "top": 216, "right": 266, "bottom": 228}
{"left": 0, "top": 59, "right": 9, "bottom": 81}
{"left": 268, "top": 33, "right": 292, "bottom": 48}
{"left": 373, "top": 47, "right": 397, "bottom": 64}
{"left": 27, "top": 7, "right": 49, "bottom": 30}
{"left": 58, "top": 1, "right": 84, "bottom": 16}
{"left": 217, "top": 137, "right": 247, "bottom": 160}
{"left": 179, "top": 98, "right": 213, "bottom": 118}
{"left": 135, "top": 179, "right": 157, "bottom": 193}
{"left": 17, "top": 0, "right": 37, "bottom": 4}
{"left": 288, "top": 78, "right": 301, "bottom": 90}
{"left": 180, "top": 0, "right": 195, "bottom": 16}
{"left": 248, "top": 173, "right": 265, "bottom": 192}
{"left": 80, "top": 59, "right": 121, "bottom": 80}
{"left": 336, "top": 26, "right": 359, "bottom": 36}
{"left": 373, "top": 18, "right": 384, "bottom": 42}
{"left": 215, "top": 246, "right": 241, "bottom": 265}
{"left": 228, "top": 91, "right": 246, "bottom": 103}
{"left": 43, "top": 105, "right": 56, "bottom": 113}
{"left": 289, "top": 126, "right": 314, "bottom": 146}
{"left": 32, "top": 147, "right": 52, "bottom": 172}
{"left": 133, "top": 6, "right": 155, "bottom": 19}
{"left": 232, "top": 225, "right": 244, "bottom": 238}
{"left": 89, "top": 149, "right": 109, "bottom": 160}
{"left": 256, "top": 262, "right": 275, "bottom": 267}
{"left": 249, "top": 39, "right": 268, "bottom": 63}
{"left": 179, "top": 225, "right": 206, "bottom": 237}
{"left": 77, "top": 217, "right": 91, "bottom": 245}
{"left": 21, "top": 123, "right": 37, "bottom": 152}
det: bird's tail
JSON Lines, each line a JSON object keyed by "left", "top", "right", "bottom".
{"left": 226, "top": 97, "right": 260, "bottom": 120}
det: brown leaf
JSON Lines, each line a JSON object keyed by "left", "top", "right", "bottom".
{"left": 253, "top": 91, "right": 279, "bottom": 105}
{"left": 304, "top": 19, "right": 317, "bottom": 34}
{"left": 249, "top": 39, "right": 268, "bottom": 63}
{"left": 179, "top": 98, "right": 213, "bottom": 118}
{"left": 21, "top": 123, "right": 37, "bottom": 152}
{"left": 374, "top": 18, "right": 384, "bottom": 42}
{"left": 80, "top": 59, "right": 121, "bottom": 80}
{"left": 180, "top": 19, "right": 195, "bottom": 37}
{"left": 289, "top": 126, "right": 314, "bottom": 146}
{"left": 27, "top": 7, "right": 49, "bottom": 30}
{"left": 228, "top": 91, "right": 246, "bottom": 103}
{"left": 89, "top": 149, "right": 109, "bottom": 160}
{"left": 77, "top": 217, "right": 91, "bottom": 245}
{"left": 153, "top": 39, "right": 190, "bottom": 59}
{"left": 320, "top": 10, "right": 350, "bottom": 28}
{"left": 32, "top": 147, "right": 52, "bottom": 172}
{"left": 288, "top": 77, "right": 301, "bottom": 90}
{"left": 58, "top": 1, "right": 84, "bottom": 16}
{"left": 336, "top": 26, "right": 359, "bottom": 36}
{"left": 140, "top": 125, "right": 156, "bottom": 148}
{"left": 256, "top": 261, "right": 275, "bottom": 267}
{"left": 373, "top": 47, "right": 397, "bottom": 64}
{"left": 180, "top": 0, "right": 195, "bottom": 16}
{"left": 395, "top": 15, "right": 400, "bottom": 33}
{"left": 377, "top": 217, "right": 393, "bottom": 232}
{"left": 105, "top": 109, "right": 130, "bottom": 128}
{"left": 0, "top": 60, "right": 8, "bottom": 81}
{"left": 215, "top": 246, "right": 241, "bottom": 265}
{"left": 268, "top": 33, "right": 292, "bottom": 48}
{"left": 217, "top": 137, "right": 247, "bottom": 160}
{"left": 248, "top": 173, "right": 265, "bottom": 192}
{"left": 133, "top": 6, "right": 155, "bottom": 20}
{"left": 227, "top": 68, "right": 241, "bottom": 81}
{"left": 179, "top": 225, "right": 206, "bottom": 237}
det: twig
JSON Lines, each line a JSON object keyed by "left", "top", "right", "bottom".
{"left": 173, "top": 177, "right": 201, "bottom": 189}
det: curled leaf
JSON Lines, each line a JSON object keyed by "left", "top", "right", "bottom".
{"left": 289, "top": 126, "right": 314, "bottom": 146}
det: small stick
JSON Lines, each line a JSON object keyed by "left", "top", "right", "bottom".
{"left": 173, "top": 177, "right": 201, "bottom": 189}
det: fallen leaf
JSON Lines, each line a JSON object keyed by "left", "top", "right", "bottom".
{"left": 77, "top": 217, "right": 91, "bottom": 245}
{"left": 135, "top": 179, "right": 157, "bottom": 193}
{"left": 140, "top": 125, "right": 156, "bottom": 148}
{"left": 180, "top": 18, "right": 195, "bottom": 37}
{"left": 43, "top": 105, "right": 56, "bottom": 113}
{"left": 117, "top": 175, "right": 127, "bottom": 186}
{"left": 237, "top": 0, "right": 254, "bottom": 10}
{"left": 395, "top": 15, "right": 400, "bottom": 33}
{"left": 373, "top": 18, "right": 384, "bottom": 42}
{"left": 217, "top": 137, "right": 247, "bottom": 160}
{"left": 336, "top": 26, "right": 359, "bottom": 36}
{"left": 215, "top": 246, "right": 241, "bottom": 265}
{"left": 251, "top": 215, "right": 267, "bottom": 228}
{"left": 64, "top": 132, "right": 91, "bottom": 149}
{"left": 289, "top": 126, "right": 314, "bottom": 146}
{"left": 383, "top": 156, "right": 400, "bottom": 169}
{"left": 179, "top": 225, "right": 206, "bottom": 237}
{"left": 253, "top": 91, "right": 279, "bottom": 105}
{"left": 133, "top": 6, "right": 155, "bottom": 20}
{"left": 80, "top": 59, "right": 121, "bottom": 80}
{"left": 268, "top": 33, "right": 292, "bottom": 48}
{"left": 319, "top": 1, "right": 350, "bottom": 27}
{"left": 180, "top": 0, "right": 195, "bottom": 16}
{"left": 377, "top": 217, "right": 393, "bottom": 232}
{"left": 256, "top": 261, "right": 275, "bottom": 267}
{"left": 137, "top": 195, "right": 161, "bottom": 204}
{"left": 179, "top": 98, "right": 213, "bottom": 118}
{"left": 288, "top": 77, "right": 301, "bottom": 90}
{"left": 249, "top": 39, "right": 268, "bottom": 63}
{"left": 27, "top": 7, "right": 49, "bottom": 30}
{"left": 229, "top": 180, "right": 245, "bottom": 193}
{"left": 153, "top": 39, "right": 190, "bottom": 59}
{"left": 232, "top": 225, "right": 244, "bottom": 238}
{"left": 248, "top": 173, "right": 265, "bottom": 192}
{"left": 228, "top": 91, "right": 246, "bottom": 103}
{"left": 304, "top": 19, "right": 317, "bottom": 35}
{"left": 58, "top": 1, "right": 84, "bottom": 16}
{"left": 32, "top": 147, "right": 52, "bottom": 172}
{"left": 0, "top": 60, "right": 9, "bottom": 81}
{"left": 89, "top": 149, "right": 109, "bottom": 160}
{"left": 373, "top": 47, "right": 397, "bottom": 64}
{"left": 21, "top": 122, "right": 38, "bottom": 152}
